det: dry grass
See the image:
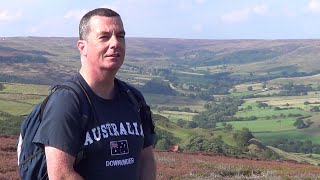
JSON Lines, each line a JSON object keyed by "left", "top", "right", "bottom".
{"left": 156, "top": 151, "right": 320, "bottom": 179}
{"left": 1, "top": 136, "right": 320, "bottom": 179}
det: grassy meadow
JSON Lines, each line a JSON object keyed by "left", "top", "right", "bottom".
{"left": 228, "top": 81, "right": 320, "bottom": 146}
{"left": 0, "top": 83, "right": 48, "bottom": 116}
{"left": 0, "top": 83, "right": 49, "bottom": 134}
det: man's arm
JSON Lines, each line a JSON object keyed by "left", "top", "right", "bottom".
{"left": 139, "top": 146, "right": 156, "bottom": 180}
{"left": 45, "top": 146, "right": 84, "bottom": 180}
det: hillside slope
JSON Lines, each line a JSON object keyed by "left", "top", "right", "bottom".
{"left": 2, "top": 37, "right": 320, "bottom": 84}
{"left": 2, "top": 136, "right": 320, "bottom": 179}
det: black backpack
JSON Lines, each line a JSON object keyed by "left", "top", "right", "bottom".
{"left": 17, "top": 79, "right": 154, "bottom": 180}
{"left": 17, "top": 80, "right": 94, "bottom": 180}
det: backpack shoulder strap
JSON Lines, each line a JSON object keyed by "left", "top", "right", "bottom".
{"left": 115, "top": 78, "right": 141, "bottom": 114}
{"left": 115, "top": 78, "right": 156, "bottom": 146}
{"left": 61, "top": 81, "right": 95, "bottom": 111}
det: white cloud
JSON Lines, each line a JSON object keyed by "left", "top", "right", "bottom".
{"left": 192, "top": 24, "right": 203, "bottom": 32}
{"left": 177, "top": 0, "right": 206, "bottom": 11}
{"left": 0, "top": 10, "right": 21, "bottom": 22}
{"left": 64, "top": 9, "right": 87, "bottom": 20}
{"left": 221, "top": 8, "right": 250, "bottom": 23}
{"left": 283, "top": 8, "right": 297, "bottom": 17}
{"left": 100, "top": 4, "right": 121, "bottom": 12}
{"left": 221, "top": 4, "right": 269, "bottom": 23}
{"left": 308, "top": 0, "right": 320, "bottom": 13}
{"left": 194, "top": 0, "right": 206, "bottom": 5}
{"left": 29, "top": 26, "right": 40, "bottom": 34}
{"left": 253, "top": 4, "right": 269, "bottom": 15}
{"left": 177, "top": 1, "right": 193, "bottom": 10}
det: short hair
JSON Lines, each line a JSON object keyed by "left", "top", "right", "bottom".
{"left": 79, "top": 8, "right": 120, "bottom": 40}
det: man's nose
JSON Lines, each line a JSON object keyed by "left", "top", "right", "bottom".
{"left": 109, "top": 35, "right": 120, "bottom": 48}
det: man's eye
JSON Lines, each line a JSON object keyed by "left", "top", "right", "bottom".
{"left": 100, "top": 36, "right": 110, "bottom": 39}
{"left": 118, "top": 35, "right": 125, "bottom": 39}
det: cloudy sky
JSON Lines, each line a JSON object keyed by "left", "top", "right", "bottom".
{"left": 1, "top": 0, "right": 320, "bottom": 39}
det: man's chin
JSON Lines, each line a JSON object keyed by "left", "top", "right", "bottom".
{"left": 101, "top": 64, "right": 122, "bottom": 72}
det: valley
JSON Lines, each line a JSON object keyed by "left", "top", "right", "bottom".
{"left": 2, "top": 37, "right": 320, "bottom": 178}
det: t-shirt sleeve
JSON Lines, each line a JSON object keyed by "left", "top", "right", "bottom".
{"left": 33, "top": 89, "right": 83, "bottom": 157}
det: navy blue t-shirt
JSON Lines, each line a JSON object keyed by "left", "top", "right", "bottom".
{"left": 33, "top": 73, "right": 155, "bottom": 179}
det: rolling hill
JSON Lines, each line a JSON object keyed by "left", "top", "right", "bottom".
{"left": 2, "top": 37, "right": 320, "bottom": 84}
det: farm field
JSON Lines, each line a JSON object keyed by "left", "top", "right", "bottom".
{"left": 229, "top": 90, "right": 320, "bottom": 145}
{"left": 255, "top": 130, "right": 320, "bottom": 144}
{"left": 217, "top": 118, "right": 320, "bottom": 144}
{"left": 2, "top": 81, "right": 320, "bottom": 151}
{"left": 219, "top": 118, "right": 296, "bottom": 132}
{"left": 0, "top": 83, "right": 48, "bottom": 115}
{"left": 157, "top": 110, "right": 196, "bottom": 122}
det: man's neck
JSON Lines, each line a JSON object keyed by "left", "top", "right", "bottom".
{"left": 79, "top": 69, "right": 116, "bottom": 99}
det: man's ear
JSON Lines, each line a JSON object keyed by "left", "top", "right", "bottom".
{"left": 77, "top": 40, "right": 87, "bottom": 56}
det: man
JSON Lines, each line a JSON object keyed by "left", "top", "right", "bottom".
{"left": 33, "top": 8, "right": 156, "bottom": 179}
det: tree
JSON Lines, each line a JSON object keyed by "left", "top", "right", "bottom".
{"left": 233, "top": 128, "right": 254, "bottom": 147}
{"left": 185, "top": 135, "right": 205, "bottom": 151}
{"left": 310, "top": 106, "right": 320, "bottom": 112}
{"left": 257, "top": 102, "right": 268, "bottom": 108}
{"left": 185, "top": 135, "right": 227, "bottom": 153}
{"left": 181, "top": 107, "right": 191, "bottom": 112}
{"left": 222, "top": 122, "right": 227, "bottom": 127}
{"left": 141, "top": 79, "right": 175, "bottom": 95}
{"left": 305, "top": 119, "right": 313, "bottom": 126}
{"left": 224, "top": 123, "right": 233, "bottom": 131}
{"left": 176, "top": 119, "right": 187, "bottom": 127}
{"left": 274, "top": 107, "right": 281, "bottom": 111}
{"left": 247, "top": 86, "right": 253, "bottom": 91}
{"left": 262, "top": 83, "right": 267, "bottom": 89}
{"left": 304, "top": 101, "right": 310, "bottom": 105}
{"left": 293, "top": 119, "right": 306, "bottom": 129}
{"left": 155, "top": 138, "right": 171, "bottom": 150}
{"left": 0, "top": 83, "right": 4, "bottom": 91}
{"left": 172, "top": 82, "right": 179, "bottom": 87}
{"left": 184, "top": 121, "right": 199, "bottom": 129}
{"left": 204, "top": 103, "right": 212, "bottom": 109}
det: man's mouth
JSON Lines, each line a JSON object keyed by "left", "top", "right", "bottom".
{"left": 106, "top": 53, "right": 120, "bottom": 57}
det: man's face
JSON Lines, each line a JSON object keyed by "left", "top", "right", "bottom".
{"left": 84, "top": 16, "right": 126, "bottom": 72}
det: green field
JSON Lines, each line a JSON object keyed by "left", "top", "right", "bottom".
{"left": 2, "top": 83, "right": 48, "bottom": 95}
{"left": 156, "top": 118, "right": 237, "bottom": 147}
{"left": 0, "top": 99, "right": 34, "bottom": 116}
{"left": 218, "top": 118, "right": 296, "bottom": 132}
{"left": 144, "top": 93, "right": 206, "bottom": 112}
{"left": 230, "top": 85, "right": 320, "bottom": 146}
{"left": 2, "top": 78, "right": 320, "bottom": 164}
{"left": 236, "top": 108, "right": 308, "bottom": 118}
{"left": 255, "top": 130, "right": 320, "bottom": 144}
{"left": 0, "top": 83, "right": 48, "bottom": 117}
{"left": 157, "top": 110, "right": 197, "bottom": 122}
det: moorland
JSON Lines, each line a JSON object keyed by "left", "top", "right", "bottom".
{"left": 2, "top": 37, "right": 320, "bottom": 179}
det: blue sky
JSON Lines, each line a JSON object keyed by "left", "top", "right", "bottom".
{"left": 1, "top": 0, "right": 320, "bottom": 39}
